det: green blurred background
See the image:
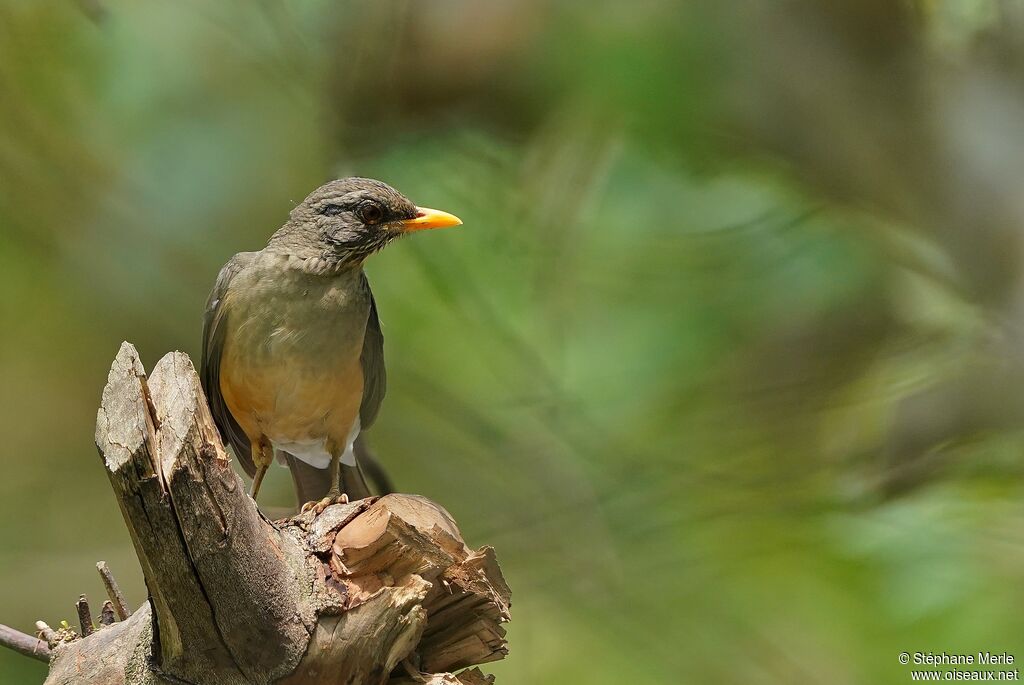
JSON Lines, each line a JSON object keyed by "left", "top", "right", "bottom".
{"left": 3, "top": 1, "right": 1024, "bottom": 682}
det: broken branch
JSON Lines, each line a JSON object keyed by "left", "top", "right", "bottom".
{"left": 0, "top": 623, "right": 50, "bottom": 663}
{"left": 96, "top": 561, "right": 130, "bottom": 620}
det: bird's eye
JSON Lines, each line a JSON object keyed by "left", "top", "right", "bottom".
{"left": 319, "top": 204, "right": 345, "bottom": 216}
{"left": 357, "top": 201, "right": 384, "bottom": 225}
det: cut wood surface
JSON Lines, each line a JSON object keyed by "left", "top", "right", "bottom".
{"left": 36, "top": 343, "right": 509, "bottom": 685}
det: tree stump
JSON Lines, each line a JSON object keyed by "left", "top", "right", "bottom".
{"left": 40, "top": 343, "right": 509, "bottom": 685}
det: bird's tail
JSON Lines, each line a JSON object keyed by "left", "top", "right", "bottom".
{"left": 354, "top": 435, "right": 394, "bottom": 494}
{"left": 285, "top": 453, "right": 333, "bottom": 506}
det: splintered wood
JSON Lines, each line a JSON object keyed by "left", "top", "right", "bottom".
{"left": 278, "top": 496, "right": 510, "bottom": 684}
{"left": 39, "top": 343, "right": 509, "bottom": 685}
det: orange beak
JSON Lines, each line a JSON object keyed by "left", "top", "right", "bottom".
{"left": 399, "top": 206, "right": 463, "bottom": 232}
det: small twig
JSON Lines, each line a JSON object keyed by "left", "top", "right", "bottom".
{"left": 34, "top": 621, "right": 55, "bottom": 645}
{"left": 100, "top": 601, "right": 116, "bottom": 627}
{"left": 0, "top": 623, "right": 50, "bottom": 662}
{"left": 76, "top": 595, "right": 94, "bottom": 637}
{"left": 96, "top": 561, "right": 130, "bottom": 620}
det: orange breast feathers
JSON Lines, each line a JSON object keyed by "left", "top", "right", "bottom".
{"left": 218, "top": 339, "right": 364, "bottom": 456}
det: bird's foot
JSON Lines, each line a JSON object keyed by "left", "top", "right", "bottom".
{"left": 300, "top": 492, "right": 349, "bottom": 516}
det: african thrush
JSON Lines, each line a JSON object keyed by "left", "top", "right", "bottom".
{"left": 200, "top": 177, "right": 462, "bottom": 511}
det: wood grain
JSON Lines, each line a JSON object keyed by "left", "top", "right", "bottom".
{"left": 36, "top": 344, "right": 509, "bottom": 684}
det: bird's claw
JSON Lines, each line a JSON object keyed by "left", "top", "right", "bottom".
{"left": 300, "top": 492, "right": 349, "bottom": 516}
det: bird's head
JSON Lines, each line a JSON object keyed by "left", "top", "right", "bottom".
{"left": 269, "top": 177, "right": 462, "bottom": 268}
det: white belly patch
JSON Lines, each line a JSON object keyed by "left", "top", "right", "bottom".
{"left": 272, "top": 417, "right": 360, "bottom": 469}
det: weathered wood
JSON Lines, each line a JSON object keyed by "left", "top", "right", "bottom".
{"left": 147, "top": 352, "right": 313, "bottom": 681}
{"left": 328, "top": 496, "right": 511, "bottom": 673}
{"left": 76, "top": 595, "right": 94, "bottom": 637}
{"left": 100, "top": 601, "right": 117, "bottom": 627}
{"left": 36, "top": 344, "right": 510, "bottom": 684}
{"left": 95, "top": 342, "right": 247, "bottom": 682}
{"left": 34, "top": 621, "right": 56, "bottom": 646}
{"left": 391, "top": 668, "right": 495, "bottom": 685}
{"left": 0, "top": 623, "right": 49, "bottom": 663}
{"left": 97, "top": 561, "right": 130, "bottom": 620}
{"left": 44, "top": 605, "right": 168, "bottom": 685}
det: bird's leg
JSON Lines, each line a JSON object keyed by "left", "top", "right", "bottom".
{"left": 300, "top": 448, "right": 349, "bottom": 515}
{"left": 249, "top": 463, "right": 268, "bottom": 500}
{"left": 327, "top": 446, "right": 342, "bottom": 500}
{"left": 248, "top": 438, "right": 272, "bottom": 501}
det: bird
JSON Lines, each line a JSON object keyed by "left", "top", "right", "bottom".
{"left": 200, "top": 177, "right": 462, "bottom": 512}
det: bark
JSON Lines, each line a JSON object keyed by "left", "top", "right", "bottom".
{"left": 97, "top": 561, "right": 131, "bottom": 621}
{"left": 0, "top": 624, "right": 49, "bottom": 662}
{"left": 39, "top": 343, "right": 509, "bottom": 685}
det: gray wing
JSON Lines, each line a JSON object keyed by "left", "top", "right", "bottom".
{"left": 201, "top": 252, "right": 257, "bottom": 477}
{"left": 359, "top": 274, "right": 387, "bottom": 428}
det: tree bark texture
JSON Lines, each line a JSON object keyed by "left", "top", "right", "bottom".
{"left": 40, "top": 343, "right": 509, "bottom": 685}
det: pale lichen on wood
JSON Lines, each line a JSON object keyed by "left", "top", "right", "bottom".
{"left": 36, "top": 343, "right": 510, "bottom": 685}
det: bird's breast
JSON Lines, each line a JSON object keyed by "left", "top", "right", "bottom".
{"left": 218, "top": 258, "right": 369, "bottom": 451}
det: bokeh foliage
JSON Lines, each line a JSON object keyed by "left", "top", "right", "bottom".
{"left": 3, "top": 1, "right": 1024, "bottom": 683}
